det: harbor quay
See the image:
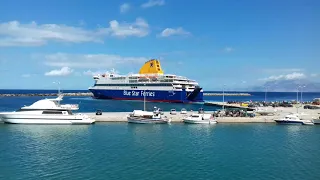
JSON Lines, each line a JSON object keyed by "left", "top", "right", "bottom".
{"left": 203, "top": 92, "right": 251, "bottom": 96}
{"left": 83, "top": 106, "right": 320, "bottom": 123}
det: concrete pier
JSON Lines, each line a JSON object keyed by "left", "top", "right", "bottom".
{"left": 83, "top": 106, "right": 320, "bottom": 123}
{"left": 203, "top": 92, "right": 251, "bottom": 96}
{"left": 204, "top": 101, "right": 255, "bottom": 110}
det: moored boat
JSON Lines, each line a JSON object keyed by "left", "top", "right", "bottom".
{"left": 274, "top": 114, "right": 313, "bottom": 125}
{"left": 312, "top": 118, "right": 320, "bottom": 125}
{"left": 127, "top": 110, "right": 171, "bottom": 124}
{"left": 183, "top": 113, "right": 217, "bottom": 124}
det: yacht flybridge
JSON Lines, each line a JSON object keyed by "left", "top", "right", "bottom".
{"left": 0, "top": 94, "right": 95, "bottom": 124}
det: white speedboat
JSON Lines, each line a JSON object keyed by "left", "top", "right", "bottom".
{"left": 274, "top": 114, "right": 312, "bottom": 125}
{"left": 183, "top": 113, "right": 217, "bottom": 124}
{"left": 127, "top": 110, "right": 171, "bottom": 124}
{"left": 0, "top": 95, "right": 95, "bottom": 124}
{"left": 302, "top": 120, "right": 314, "bottom": 125}
{"left": 313, "top": 118, "right": 320, "bottom": 125}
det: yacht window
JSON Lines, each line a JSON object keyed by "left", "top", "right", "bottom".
{"left": 42, "top": 111, "right": 63, "bottom": 114}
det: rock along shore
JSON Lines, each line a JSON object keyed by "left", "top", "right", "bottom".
{"left": 0, "top": 92, "right": 93, "bottom": 97}
{"left": 203, "top": 93, "right": 251, "bottom": 96}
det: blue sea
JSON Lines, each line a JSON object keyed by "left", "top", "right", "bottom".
{"left": 0, "top": 90, "right": 320, "bottom": 180}
{"left": 0, "top": 123, "right": 319, "bottom": 180}
{"left": 0, "top": 89, "right": 320, "bottom": 112}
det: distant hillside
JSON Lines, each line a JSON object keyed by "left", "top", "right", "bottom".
{"left": 251, "top": 79, "right": 320, "bottom": 92}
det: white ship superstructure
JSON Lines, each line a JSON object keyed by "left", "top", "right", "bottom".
{"left": 88, "top": 59, "right": 204, "bottom": 103}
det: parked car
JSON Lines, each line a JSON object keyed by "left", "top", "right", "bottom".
{"left": 180, "top": 108, "right": 187, "bottom": 114}
{"left": 96, "top": 109, "right": 102, "bottom": 115}
{"left": 170, "top": 109, "right": 177, "bottom": 115}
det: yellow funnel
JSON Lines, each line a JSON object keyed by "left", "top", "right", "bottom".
{"left": 139, "top": 59, "right": 164, "bottom": 74}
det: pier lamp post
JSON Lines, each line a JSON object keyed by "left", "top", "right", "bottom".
{"left": 264, "top": 86, "right": 268, "bottom": 103}
{"left": 222, "top": 84, "right": 226, "bottom": 111}
{"left": 296, "top": 87, "right": 299, "bottom": 103}
{"left": 300, "top": 85, "right": 306, "bottom": 103}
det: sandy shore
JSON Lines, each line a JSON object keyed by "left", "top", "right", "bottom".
{"left": 83, "top": 106, "right": 320, "bottom": 123}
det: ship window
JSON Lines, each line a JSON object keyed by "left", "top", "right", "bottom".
{"left": 42, "top": 111, "right": 63, "bottom": 114}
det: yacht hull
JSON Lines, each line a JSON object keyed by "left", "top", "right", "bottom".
{"left": 274, "top": 120, "right": 303, "bottom": 125}
{"left": 0, "top": 114, "right": 95, "bottom": 125}
{"left": 183, "top": 119, "right": 217, "bottom": 124}
{"left": 127, "top": 117, "right": 170, "bottom": 124}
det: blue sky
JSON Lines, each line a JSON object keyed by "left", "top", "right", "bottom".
{"left": 0, "top": 0, "right": 319, "bottom": 90}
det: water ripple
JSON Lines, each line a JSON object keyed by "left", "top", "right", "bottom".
{"left": 0, "top": 124, "right": 319, "bottom": 180}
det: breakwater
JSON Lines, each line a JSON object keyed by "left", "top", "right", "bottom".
{"left": 0, "top": 92, "right": 251, "bottom": 97}
{"left": 203, "top": 92, "right": 251, "bottom": 96}
{"left": 0, "top": 92, "right": 93, "bottom": 97}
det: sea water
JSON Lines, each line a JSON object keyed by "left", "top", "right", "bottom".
{"left": 1, "top": 90, "right": 320, "bottom": 112}
{"left": 0, "top": 123, "right": 319, "bottom": 180}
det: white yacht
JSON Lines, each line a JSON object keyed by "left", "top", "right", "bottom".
{"left": 0, "top": 95, "right": 95, "bottom": 124}
{"left": 183, "top": 113, "right": 217, "bottom": 124}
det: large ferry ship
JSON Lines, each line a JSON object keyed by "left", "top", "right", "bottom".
{"left": 88, "top": 59, "right": 204, "bottom": 103}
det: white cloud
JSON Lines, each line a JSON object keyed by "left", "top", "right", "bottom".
{"left": 21, "top": 74, "right": 31, "bottom": 78}
{"left": 141, "top": 0, "right": 165, "bottom": 8}
{"left": 83, "top": 69, "right": 122, "bottom": 76}
{"left": 311, "top": 73, "right": 318, "bottom": 77}
{"left": 39, "top": 53, "right": 149, "bottom": 69}
{"left": 0, "top": 19, "right": 150, "bottom": 46}
{"left": 159, "top": 27, "right": 191, "bottom": 37}
{"left": 78, "top": 20, "right": 86, "bottom": 26}
{"left": 120, "top": 3, "right": 131, "bottom": 13}
{"left": 44, "top": 67, "right": 73, "bottom": 76}
{"left": 224, "top": 47, "right": 234, "bottom": 53}
{"left": 106, "top": 18, "right": 149, "bottom": 38}
{"left": 263, "top": 68, "right": 304, "bottom": 73}
{"left": 83, "top": 70, "right": 105, "bottom": 76}
{"left": 0, "top": 21, "right": 105, "bottom": 47}
{"left": 260, "top": 72, "right": 306, "bottom": 81}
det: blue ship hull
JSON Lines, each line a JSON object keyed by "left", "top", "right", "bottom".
{"left": 89, "top": 89, "right": 204, "bottom": 103}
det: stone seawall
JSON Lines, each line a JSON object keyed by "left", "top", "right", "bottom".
{"left": 0, "top": 92, "right": 93, "bottom": 97}
{"left": 203, "top": 93, "right": 251, "bottom": 96}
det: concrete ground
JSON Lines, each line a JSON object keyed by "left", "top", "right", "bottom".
{"left": 83, "top": 106, "right": 320, "bottom": 123}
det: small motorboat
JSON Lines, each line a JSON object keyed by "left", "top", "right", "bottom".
{"left": 183, "top": 113, "right": 217, "bottom": 124}
{"left": 302, "top": 120, "right": 314, "bottom": 125}
{"left": 274, "top": 114, "right": 312, "bottom": 125}
{"left": 312, "top": 117, "right": 320, "bottom": 125}
{"left": 127, "top": 110, "right": 171, "bottom": 124}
